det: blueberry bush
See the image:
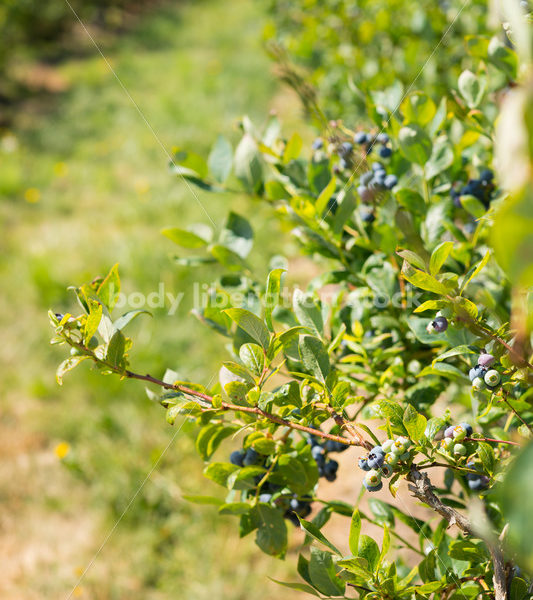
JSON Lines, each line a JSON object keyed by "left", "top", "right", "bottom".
{"left": 50, "top": 2, "right": 533, "bottom": 598}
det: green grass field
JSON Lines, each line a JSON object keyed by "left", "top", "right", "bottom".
{"left": 0, "top": 1, "right": 311, "bottom": 597}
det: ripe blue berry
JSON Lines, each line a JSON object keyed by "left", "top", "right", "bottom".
{"left": 354, "top": 132, "right": 368, "bottom": 144}
{"left": 444, "top": 425, "right": 455, "bottom": 438}
{"left": 243, "top": 448, "right": 260, "bottom": 466}
{"left": 376, "top": 133, "right": 390, "bottom": 144}
{"left": 480, "top": 168, "right": 494, "bottom": 182}
{"left": 379, "top": 146, "right": 392, "bottom": 158}
{"left": 384, "top": 174, "right": 398, "bottom": 189}
{"left": 360, "top": 171, "right": 374, "bottom": 185}
{"left": 324, "top": 459, "right": 339, "bottom": 481}
{"left": 459, "top": 422, "right": 473, "bottom": 436}
{"left": 340, "top": 142, "right": 353, "bottom": 156}
{"left": 363, "top": 481, "right": 383, "bottom": 492}
{"left": 469, "top": 365, "right": 487, "bottom": 381}
{"left": 312, "top": 138, "right": 323, "bottom": 150}
{"left": 230, "top": 450, "right": 245, "bottom": 466}
{"left": 367, "top": 451, "right": 385, "bottom": 469}
{"left": 259, "top": 493, "right": 273, "bottom": 503}
{"left": 358, "top": 458, "right": 371, "bottom": 471}
{"left": 433, "top": 316, "right": 448, "bottom": 332}
{"left": 360, "top": 207, "right": 376, "bottom": 223}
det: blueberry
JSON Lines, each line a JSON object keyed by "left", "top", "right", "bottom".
{"left": 444, "top": 425, "right": 455, "bottom": 438}
{"left": 324, "top": 459, "right": 339, "bottom": 481}
{"left": 384, "top": 174, "right": 398, "bottom": 189}
{"left": 469, "top": 365, "right": 487, "bottom": 381}
{"left": 354, "top": 132, "right": 368, "bottom": 144}
{"left": 464, "top": 222, "right": 476, "bottom": 234}
{"left": 243, "top": 448, "right": 260, "bottom": 466}
{"left": 360, "top": 171, "right": 374, "bottom": 185}
{"left": 340, "top": 142, "right": 353, "bottom": 156}
{"left": 360, "top": 207, "right": 376, "bottom": 223}
{"left": 373, "top": 169, "right": 386, "bottom": 182}
{"left": 364, "top": 469, "right": 382, "bottom": 488}
{"left": 230, "top": 450, "right": 245, "bottom": 466}
{"left": 311, "top": 445, "right": 325, "bottom": 460}
{"left": 459, "top": 422, "right": 473, "bottom": 436}
{"left": 480, "top": 168, "right": 494, "bottom": 182}
{"left": 325, "top": 440, "right": 348, "bottom": 453}
{"left": 380, "top": 463, "right": 394, "bottom": 478}
{"left": 312, "top": 138, "right": 323, "bottom": 150}
{"left": 358, "top": 458, "right": 371, "bottom": 471}
{"left": 468, "top": 476, "right": 489, "bottom": 491}
{"left": 478, "top": 353, "right": 495, "bottom": 367}
{"left": 371, "top": 446, "right": 385, "bottom": 456}
{"left": 259, "top": 493, "right": 273, "bottom": 503}
{"left": 55, "top": 313, "right": 65, "bottom": 321}
{"left": 376, "top": 133, "right": 390, "bottom": 144}
{"left": 289, "top": 498, "right": 300, "bottom": 511}
{"left": 433, "top": 316, "right": 448, "bottom": 332}
{"left": 379, "top": 146, "right": 392, "bottom": 159}
{"left": 471, "top": 377, "right": 486, "bottom": 391}
{"left": 371, "top": 162, "right": 383, "bottom": 171}
{"left": 363, "top": 481, "right": 383, "bottom": 492}
{"left": 333, "top": 163, "right": 343, "bottom": 175}
{"left": 367, "top": 452, "right": 385, "bottom": 469}
{"left": 484, "top": 369, "right": 501, "bottom": 386}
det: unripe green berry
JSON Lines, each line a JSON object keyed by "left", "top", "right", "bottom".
{"left": 484, "top": 369, "right": 501, "bottom": 387}
{"left": 364, "top": 469, "right": 382, "bottom": 486}
{"left": 453, "top": 443, "right": 467, "bottom": 456}
{"left": 385, "top": 453, "right": 399, "bottom": 466}
{"left": 380, "top": 464, "right": 394, "bottom": 478}
{"left": 472, "top": 376, "right": 486, "bottom": 391}
{"left": 452, "top": 425, "right": 467, "bottom": 441}
{"left": 382, "top": 439, "right": 394, "bottom": 453}
{"left": 441, "top": 437, "right": 455, "bottom": 452}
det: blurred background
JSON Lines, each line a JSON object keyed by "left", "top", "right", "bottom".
{"left": 0, "top": 0, "right": 310, "bottom": 597}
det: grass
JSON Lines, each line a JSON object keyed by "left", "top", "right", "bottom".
{"left": 0, "top": 0, "right": 311, "bottom": 597}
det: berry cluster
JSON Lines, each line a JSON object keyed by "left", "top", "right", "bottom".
{"left": 230, "top": 447, "right": 263, "bottom": 467}
{"left": 309, "top": 434, "right": 349, "bottom": 482}
{"left": 465, "top": 461, "right": 490, "bottom": 491}
{"left": 452, "top": 169, "right": 495, "bottom": 210}
{"left": 354, "top": 131, "right": 393, "bottom": 159}
{"left": 468, "top": 353, "right": 501, "bottom": 391}
{"left": 358, "top": 437, "right": 412, "bottom": 492}
{"left": 440, "top": 422, "right": 473, "bottom": 457}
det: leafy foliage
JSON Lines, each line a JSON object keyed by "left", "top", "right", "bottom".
{"left": 49, "top": 1, "right": 533, "bottom": 598}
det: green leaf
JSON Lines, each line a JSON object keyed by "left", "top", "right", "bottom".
{"left": 299, "top": 335, "right": 330, "bottom": 382}
{"left": 106, "top": 329, "right": 126, "bottom": 368}
{"left": 425, "top": 417, "right": 446, "bottom": 441}
{"left": 283, "top": 132, "right": 303, "bottom": 163}
{"left": 218, "top": 502, "right": 251, "bottom": 516}
{"left": 315, "top": 177, "right": 337, "bottom": 215}
{"left": 234, "top": 133, "right": 262, "bottom": 192}
{"left": 403, "top": 404, "right": 427, "bottom": 442}
{"left": 97, "top": 264, "right": 120, "bottom": 310}
{"left": 429, "top": 241, "right": 453, "bottom": 276}
{"left": 204, "top": 462, "right": 240, "bottom": 487}
{"left": 398, "top": 124, "right": 432, "bottom": 165}
{"left": 396, "top": 249, "right": 427, "bottom": 271}
{"left": 349, "top": 509, "right": 361, "bottom": 555}
{"left": 477, "top": 442, "right": 495, "bottom": 474}
{"left": 268, "top": 579, "right": 320, "bottom": 597}
{"left": 402, "top": 92, "right": 436, "bottom": 126}
{"left": 182, "top": 495, "right": 224, "bottom": 506}
{"left": 56, "top": 355, "right": 90, "bottom": 385}
{"left": 209, "top": 244, "right": 247, "bottom": 270}
{"left": 293, "top": 289, "right": 324, "bottom": 337}
{"left": 84, "top": 301, "right": 102, "bottom": 344}
{"left": 224, "top": 308, "right": 270, "bottom": 349}
{"left": 250, "top": 504, "right": 287, "bottom": 557}
{"left": 113, "top": 309, "right": 151, "bottom": 332}
{"left": 308, "top": 548, "right": 345, "bottom": 597}
{"left": 239, "top": 343, "right": 265, "bottom": 377}
{"left": 425, "top": 136, "right": 454, "bottom": 180}
{"left": 368, "top": 499, "right": 395, "bottom": 526}
{"left": 458, "top": 69, "right": 486, "bottom": 108}
{"left": 358, "top": 534, "right": 380, "bottom": 571}
{"left": 460, "top": 250, "right": 491, "bottom": 293}
{"left": 265, "top": 268, "right": 285, "bottom": 332}
{"left": 402, "top": 261, "right": 449, "bottom": 295}
{"left": 298, "top": 518, "right": 342, "bottom": 555}
{"left": 208, "top": 135, "right": 233, "bottom": 183}
{"left": 161, "top": 227, "right": 209, "bottom": 248}
{"left": 219, "top": 212, "right": 253, "bottom": 259}
{"left": 461, "top": 195, "right": 486, "bottom": 219}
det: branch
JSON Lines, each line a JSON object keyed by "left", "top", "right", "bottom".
{"left": 407, "top": 468, "right": 508, "bottom": 600}
{"left": 122, "top": 368, "right": 370, "bottom": 448}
